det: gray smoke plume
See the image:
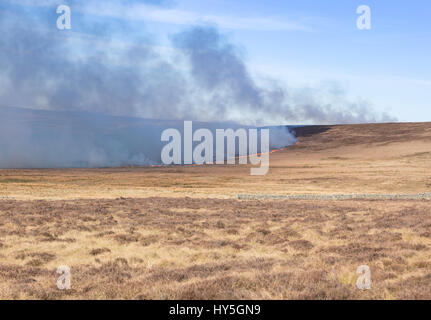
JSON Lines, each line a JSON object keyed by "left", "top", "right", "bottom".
{"left": 171, "top": 27, "right": 396, "bottom": 124}
{"left": 0, "top": 5, "right": 396, "bottom": 123}
{"left": 0, "top": 3, "right": 395, "bottom": 168}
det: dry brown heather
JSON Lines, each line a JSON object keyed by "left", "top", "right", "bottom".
{"left": 0, "top": 122, "right": 430, "bottom": 299}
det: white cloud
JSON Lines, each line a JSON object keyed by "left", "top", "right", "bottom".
{"left": 88, "top": 3, "right": 311, "bottom": 31}
{"left": 6, "top": 0, "right": 312, "bottom": 32}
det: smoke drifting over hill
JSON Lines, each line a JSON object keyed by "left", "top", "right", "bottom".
{"left": 0, "top": 2, "right": 395, "bottom": 168}
{"left": 0, "top": 3, "right": 395, "bottom": 124}
{"left": 0, "top": 107, "right": 296, "bottom": 168}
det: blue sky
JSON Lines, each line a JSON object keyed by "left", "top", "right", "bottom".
{"left": 1, "top": 0, "right": 430, "bottom": 123}
{"left": 158, "top": 0, "right": 431, "bottom": 122}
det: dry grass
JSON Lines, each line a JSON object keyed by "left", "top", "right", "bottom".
{"left": 0, "top": 198, "right": 430, "bottom": 299}
{"left": 0, "top": 122, "right": 431, "bottom": 299}
{"left": 1, "top": 123, "right": 431, "bottom": 200}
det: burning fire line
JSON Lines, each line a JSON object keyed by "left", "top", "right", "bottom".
{"left": 149, "top": 142, "right": 297, "bottom": 168}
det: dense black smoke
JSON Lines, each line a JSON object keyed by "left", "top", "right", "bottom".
{"left": 0, "top": 3, "right": 395, "bottom": 168}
